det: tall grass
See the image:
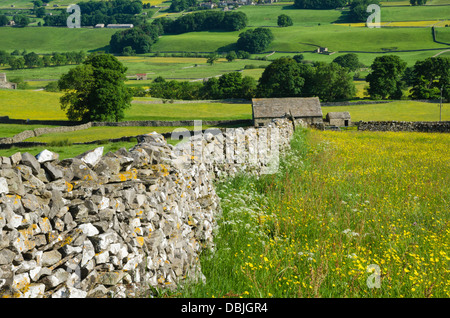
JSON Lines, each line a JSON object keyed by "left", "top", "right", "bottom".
{"left": 176, "top": 128, "right": 449, "bottom": 298}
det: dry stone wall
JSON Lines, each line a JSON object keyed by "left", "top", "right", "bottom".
{"left": 357, "top": 121, "right": 450, "bottom": 133}
{"left": 0, "top": 118, "right": 299, "bottom": 298}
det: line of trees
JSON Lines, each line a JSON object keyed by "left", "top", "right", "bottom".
{"left": 0, "top": 50, "right": 86, "bottom": 69}
{"left": 0, "top": 14, "right": 30, "bottom": 27}
{"left": 256, "top": 57, "right": 356, "bottom": 102}
{"left": 141, "top": 72, "right": 257, "bottom": 101}
{"left": 155, "top": 10, "right": 248, "bottom": 34}
{"left": 44, "top": 0, "right": 144, "bottom": 27}
{"left": 109, "top": 11, "right": 248, "bottom": 55}
{"left": 366, "top": 55, "right": 449, "bottom": 101}
{"left": 293, "top": 0, "right": 347, "bottom": 9}
{"left": 169, "top": 0, "right": 197, "bottom": 12}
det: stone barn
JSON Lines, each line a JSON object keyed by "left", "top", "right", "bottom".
{"left": 326, "top": 111, "right": 351, "bottom": 127}
{"left": 252, "top": 97, "right": 323, "bottom": 127}
{"left": 0, "top": 73, "right": 17, "bottom": 89}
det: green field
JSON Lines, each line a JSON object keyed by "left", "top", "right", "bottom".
{"left": 322, "top": 100, "right": 450, "bottom": 122}
{"left": 264, "top": 49, "right": 442, "bottom": 66}
{"left": 0, "top": 56, "right": 270, "bottom": 82}
{"left": 0, "top": 89, "right": 252, "bottom": 121}
{"left": 0, "top": 27, "right": 116, "bottom": 54}
{"left": 118, "top": 56, "right": 271, "bottom": 81}
{"left": 151, "top": 25, "right": 443, "bottom": 54}
{"left": 1, "top": 0, "right": 71, "bottom": 8}
{"left": 239, "top": 6, "right": 342, "bottom": 27}
{"left": 435, "top": 27, "right": 450, "bottom": 44}
{"left": 381, "top": 5, "right": 450, "bottom": 21}
{"left": 238, "top": 4, "right": 450, "bottom": 26}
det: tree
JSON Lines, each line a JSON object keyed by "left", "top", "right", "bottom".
{"left": 13, "top": 15, "right": 30, "bottom": 27}
{"left": 240, "top": 75, "right": 257, "bottom": 100}
{"left": 58, "top": 54, "right": 132, "bottom": 122}
{"left": 0, "top": 50, "right": 10, "bottom": 66}
{"left": 366, "top": 55, "right": 407, "bottom": 100}
{"left": 35, "top": 7, "right": 46, "bottom": 18}
{"left": 169, "top": 0, "right": 196, "bottom": 12}
{"left": 218, "top": 72, "right": 244, "bottom": 99}
{"left": 410, "top": 0, "right": 428, "bottom": 5}
{"left": 109, "top": 27, "right": 156, "bottom": 54}
{"left": 201, "top": 77, "right": 221, "bottom": 99}
{"left": 294, "top": 0, "right": 347, "bottom": 9}
{"left": 52, "top": 53, "right": 67, "bottom": 66}
{"left": 410, "top": 57, "right": 450, "bottom": 101}
{"left": 332, "top": 53, "right": 360, "bottom": 72}
{"left": 42, "top": 55, "right": 52, "bottom": 67}
{"left": 257, "top": 57, "right": 306, "bottom": 97}
{"left": 74, "top": 51, "right": 86, "bottom": 64}
{"left": 9, "top": 56, "right": 25, "bottom": 70}
{"left": 226, "top": 51, "right": 237, "bottom": 62}
{"left": 277, "top": 14, "right": 293, "bottom": 27}
{"left": 349, "top": 0, "right": 380, "bottom": 23}
{"left": 24, "top": 52, "right": 42, "bottom": 68}
{"left": 308, "top": 62, "right": 356, "bottom": 102}
{"left": 222, "top": 11, "right": 248, "bottom": 31}
{"left": 237, "top": 28, "right": 274, "bottom": 54}
{"left": 0, "top": 15, "right": 9, "bottom": 26}
{"left": 292, "top": 54, "right": 304, "bottom": 63}
{"left": 32, "top": 0, "right": 43, "bottom": 8}
{"left": 207, "top": 53, "right": 219, "bottom": 65}
{"left": 122, "top": 46, "right": 136, "bottom": 56}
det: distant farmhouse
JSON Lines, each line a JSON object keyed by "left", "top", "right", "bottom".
{"left": 136, "top": 73, "right": 147, "bottom": 80}
{"left": 252, "top": 97, "right": 323, "bottom": 127}
{"left": 106, "top": 24, "right": 134, "bottom": 29}
{"left": 0, "top": 73, "right": 17, "bottom": 90}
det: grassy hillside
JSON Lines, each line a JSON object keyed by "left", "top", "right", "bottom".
{"left": 237, "top": 4, "right": 450, "bottom": 26}
{"left": 435, "top": 27, "right": 450, "bottom": 44}
{"left": 239, "top": 6, "right": 342, "bottom": 27}
{"left": 152, "top": 24, "right": 442, "bottom": 54}
{"left": 0, "top": 27, "right": 116, "bottom": 54}
{"left": 381, "top": 5, "right": 450, "bottom": 21}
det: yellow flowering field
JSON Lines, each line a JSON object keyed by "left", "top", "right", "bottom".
{"left": 179, "top": 129, "right": 450, "bottom": 298}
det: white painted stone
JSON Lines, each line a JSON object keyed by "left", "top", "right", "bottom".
{"left": 80, "top": 147, "right": 104, "bottom": 167}
{"left": 78, "top": 223, "right": 99, "bottom": 237}
{"left": 0, "top": 177, "right": 9, "bottom": 194}
{"left": 36, "top": 149, "right": 59, "bottom": 163}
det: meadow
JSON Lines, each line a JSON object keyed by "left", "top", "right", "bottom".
{"left": 0, "top": 27, "right": 116, "bottom": 54}
{"left": 0, "top": 90, "right": 252, "bottom": 121}
{"left": 175, "top": 128, "right": 450, "bottom": 298}
{"left": 0, "top": 56, "right": 270, "bottom": 82}
{"left": 322, "top": 100, "right": 450, "bottom": 122}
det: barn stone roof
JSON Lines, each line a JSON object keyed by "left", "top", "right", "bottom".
{"left": 326, "top": 111, "right": 351, "bottom": 119}
{"left": 252, "top": 97, "right": 322, "bottom": 119}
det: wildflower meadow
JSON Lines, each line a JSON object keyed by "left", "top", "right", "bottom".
{"left": 177, "top": 128, "right": 449, "bottom": 298}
